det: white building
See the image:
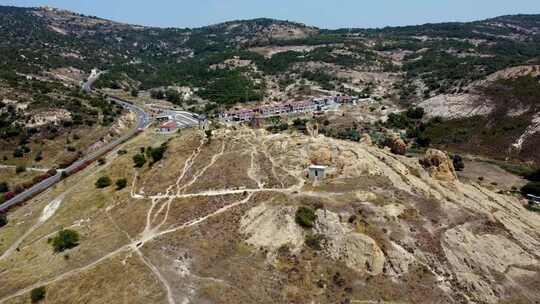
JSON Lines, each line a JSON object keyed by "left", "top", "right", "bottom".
{"left": 308, "top": 165, "right": 327, "bottom": 180}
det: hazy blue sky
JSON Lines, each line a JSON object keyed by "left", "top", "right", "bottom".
{"left": 1, "top": 0, "right": 539, "bottom": 29}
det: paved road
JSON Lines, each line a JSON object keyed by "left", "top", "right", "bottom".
{"left": 0, "top": 165, "right": 54, "bottom": 173}
{"left": 0, "top": 83, "right": 151, "bottom": 212}
{"left": 82, "top": 69, "right": 102, "bottom": 93}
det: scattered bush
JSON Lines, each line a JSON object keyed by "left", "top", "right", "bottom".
{"left": 521, "top": 182, "right": 540, "bottom": 197}
{"left": 525, "top": 169, "right": 540, "bottom": 182}
{"left": 133, "top": 153, "right": 146, "bottom": 168}
{"left": 452, "top": 155, "right": 465, "bottom": 171}
{"left": 295, "top": 206, "right": 317, "bottom": 228}
{"left": 149, "top": 143, "right": 168, "bottom": 163}
{"left": 150, "top": 90, "right": 165, "bottom": 99}
{"left": 15, "top": 165, "right": 26, "bottom": 174}
{"left": 51, "top": 229, "right": 79, "bottom": 253}
{"left": 13, "top": 147, "right": 24, "bottom": 158}
{"left": 0, "top": 182, "right": 8, "bottom": 193}
{"left": 97, "top": 158, "right": 106, "bottom": 165}
{"left": 277, "top": 243, "right": 291, "bottom": 256}
{"left": 0, "top": 213, "right": 7, "bottom": 228}
{"left": 305, "top": 233, "right": 326, "bottom": 250}
{"left": 205, "top": 130, "right": 213, "bottom": 142}
{"left": 95, "top": 176, "right": 112, "bottom": 188}
{"left": 30, "top": 286, "right": 46, "bottom": 303}
{"left": 115, "top": 178, "right": 127, "bottom": 190}
{"left": 34, "top": 151, "right": 43, "bottom": 162}
{"left": 406, "top": 107, "right": 425, "bottom": 120}
{"left": 117, "top": 149, "right": 128, "bottom": 155}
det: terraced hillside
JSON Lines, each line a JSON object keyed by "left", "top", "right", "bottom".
{"left": 0, "top": 127, "right": 538, "bottom": 303}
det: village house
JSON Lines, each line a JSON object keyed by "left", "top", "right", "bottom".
{"left": 157, "top": 121, "right": 179, "bottom": 133}
{"left": 219, "top": 95, "right": 353, "bottom": 123}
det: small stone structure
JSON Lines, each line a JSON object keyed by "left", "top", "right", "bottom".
{"left": 308, "top": 165, "right": 327, "bottom": 180}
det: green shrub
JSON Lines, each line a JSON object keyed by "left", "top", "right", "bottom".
{"left": 0, "top": 182, "right": 8, "bottom": 193}
{"left": 150, "top": 144, "right": 167, "bottom": 163}
{"left": 15, "top": 165, "right": 26, "bottom": 174}
{"left": 95, "top": 176, "right": 112, "bottom": 188}
{"left": 521, "top": 182, "right": 540, "bottom": 197}
{"left": 115, "top": 178, "right": 127, "bottom": 190}
{"left": 526, "top": 169, "right": 540, "bottom": 182}
{"left": 0, "top": 213, "right": 7, "bottom": 228}
{"left": 34, "top": 151, "right": 43, "bottom": 162}
{"left": 406, "top": 107, "right": 425, "bottom": 120}
{"left": 452, "top": 155, "right": 465, "bottom": 171}
{"left": 30, "top": 286, "right": 46, "bottom": 303}
{"left": 132, "top": 153, "right": 146, "bottom": 168}
{"left": 305, "top": 233, "right": 326, "bottom": 250}
{"left": 13, "top": 147, "right": 24, "bottom": 158}
{"left": 295, "top": 206, "right": 317, "bottom": 228}
{"left": 205, "top": 130, "right": 213, "bottom": 142}
{"left": 51, "top": 229, "right": 79, "bottom": 253}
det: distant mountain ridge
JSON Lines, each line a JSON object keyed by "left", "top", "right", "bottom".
{"left": 1, "top": 5, "right": 540, "bottom": 164}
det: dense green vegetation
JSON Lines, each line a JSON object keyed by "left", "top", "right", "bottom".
{"left": 305, "top": 233, "right": 326, "bottom": 250}
{"left": 2, "top": 6, "right": 539, "bottom": 108}
{"left": 522, "top": 182, "right": 540, "bottom": 197}
{"left": 146, "top": 143, "right": 167, "bottom": 163}
{"left": 95, "top": 176, "right": 112, "bottom": 188}
{"left": 51, "top": 229, "right": 80, "bottom": 252}
{"left": 295, "top": 206, "right": 317, "bottom": 228}
{"left": 526, "top": 169, "right": 540, "bottom": 182}
{"left": 133, "top": 153, "right": 147, "bottom": 168}
{"left": 30, "top": 286, "right": 46, "bottom": 303}
{"left": 115, "top": 178, "right": 127, "bottom": 190}
{"left": 0, "top": 213, "right": 7, "bottom": 228}
{"left": 483, "top": 75, "right": 540, "bottom": 112}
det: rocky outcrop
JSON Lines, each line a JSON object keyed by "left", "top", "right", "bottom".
{"left": 420, "top": 149, "right": 458, "bottom": 182}
{"left": 315, "top": 210, "right": 385, "bottom": 275}
{"left": 310, "top": 147, "right": 333, "bottom": 166}
{"left": 383, "top": 133, "right": 407, "bottom": 155}
{"left": 240, "top": 202, "right": 304, "bottom": 253}
{"left": 360, "top": 133, "right": 373, "bottom": 146}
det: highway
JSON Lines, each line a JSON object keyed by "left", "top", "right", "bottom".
{"left": 0, "top": 78, "right": 151, "bottom": 212}
{"left": 82, "top": 69, "right": 102, "bottom": 93}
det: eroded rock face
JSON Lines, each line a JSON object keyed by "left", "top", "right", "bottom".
{"left": 315, "top": 210, "right": 385, "bottom": 275}
{"left": 443, "top": 224, "right": 538, "bottom": 303}
{"left": 360, "top": 133, "right": 373, "bottom": 146}
{"left": 384, "top": 133, "right": 407, "bottom": 155}
{"left": 310, "top": 147, "right": 333, "bottom": 166}
{"left": 240, "top": 202, "right": 304, "bottom": 253}
{"left": 420, "top": 149, "right": 458, "bottom": 183}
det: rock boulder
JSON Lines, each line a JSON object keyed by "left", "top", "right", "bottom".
{"left": 420, "top": 149, "right": 458, "bottom": 182}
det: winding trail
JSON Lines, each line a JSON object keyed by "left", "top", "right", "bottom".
{"left": 0, "top": 194, "right": 64, "bottom": 262}
{"left": 0, "top": 129, "right": 306, "bottom": 303}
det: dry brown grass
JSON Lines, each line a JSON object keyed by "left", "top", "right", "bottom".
{"left": 0, "top": 167, "right": 43, "bottom": 188}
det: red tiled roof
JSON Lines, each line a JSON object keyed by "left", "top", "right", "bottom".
{"left": 160, "top": 121, "right": 177, "bottom": 129}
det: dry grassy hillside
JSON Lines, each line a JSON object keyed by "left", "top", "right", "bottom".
{"left": 0, "top": 127, "right": 538, "bottom": 304}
